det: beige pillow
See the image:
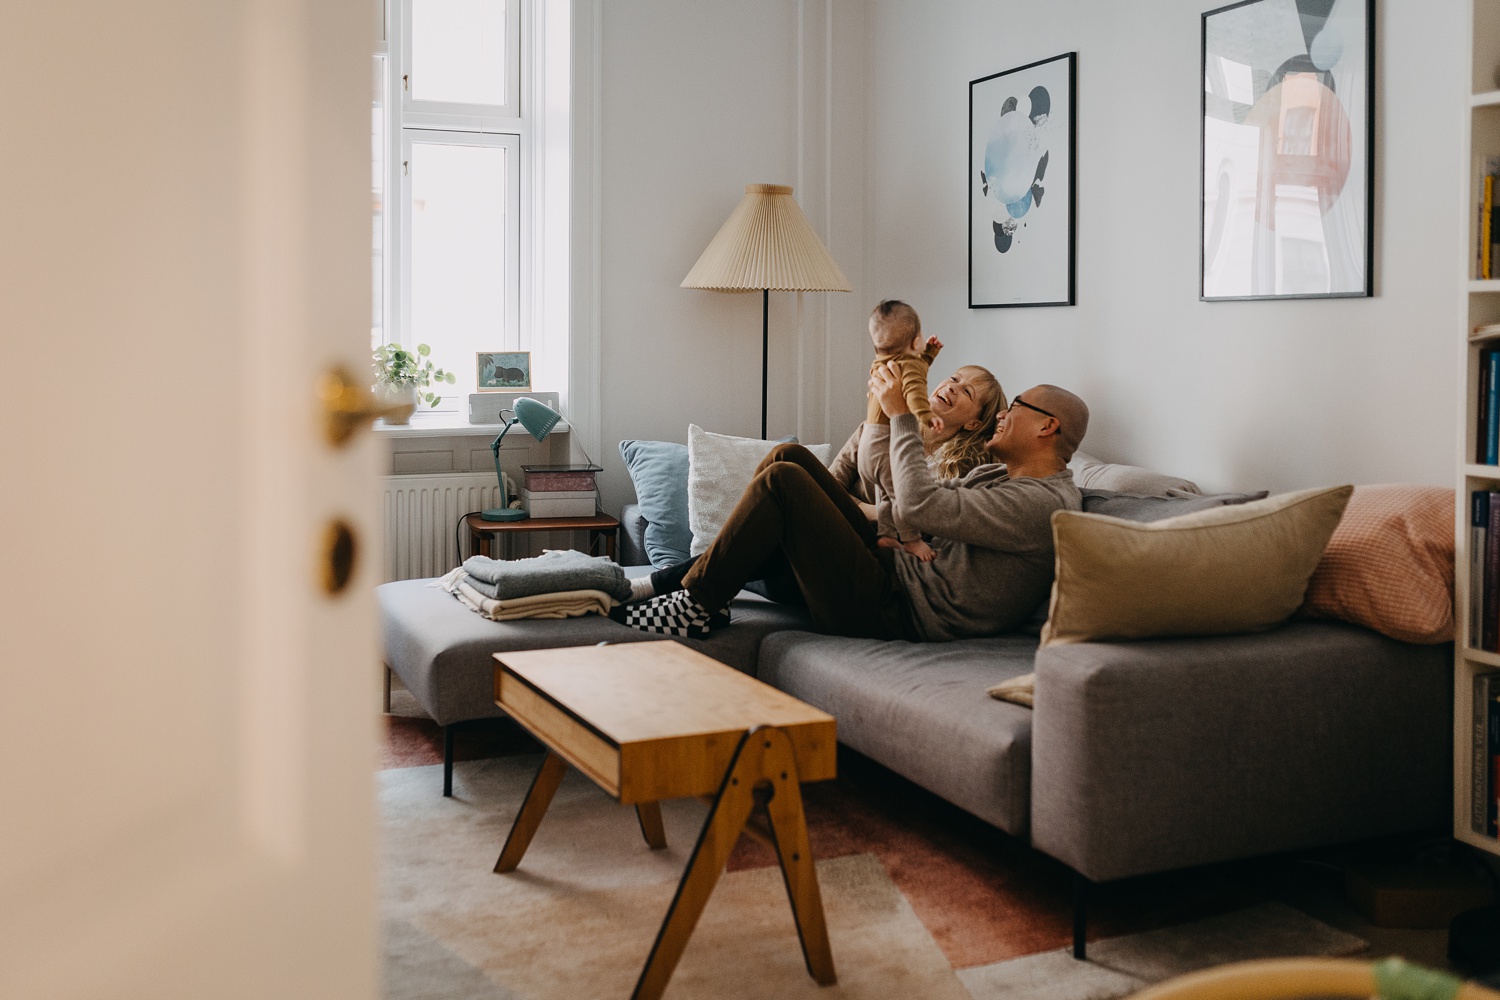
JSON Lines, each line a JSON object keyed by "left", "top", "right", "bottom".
{"left": 1040, "top": 485, "right": 1353, "bottom": 646}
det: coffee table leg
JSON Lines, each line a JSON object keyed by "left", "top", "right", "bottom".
{"left": 636, "top": 802, "right": 668, "bottom": 850}
{"left": 761, "top": 732, "right": 836, "bottom": 985}
{"left": 631, "top": 727, "right": 835, "bottom": 1000}
{"left": 494, "top": 750, "right": 567, "bottom": 873}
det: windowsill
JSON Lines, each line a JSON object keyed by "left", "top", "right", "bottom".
{"left": 373, "top": 410, "right": 572, "bottom": 438}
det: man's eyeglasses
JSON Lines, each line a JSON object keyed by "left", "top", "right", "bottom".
{"left": 1008, "top": 397, "right": 1057, "bottom": 420}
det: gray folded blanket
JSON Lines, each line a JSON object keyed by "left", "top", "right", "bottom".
{"left": 461, "top": 549, "right": 632, "bottom": 602}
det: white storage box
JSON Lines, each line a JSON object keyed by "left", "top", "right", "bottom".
{"left": 521, "top": 489, "right": 597, "bottom": 518}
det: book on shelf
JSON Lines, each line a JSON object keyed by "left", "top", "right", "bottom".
{"left": 1484, "top": 175, "right": 1494, "bottom": 280}
{"left": 1486, "top": 491, "right": 1500, "bottom": 653}
{"left": 1475, "top": 672, "right": 1495, "bottom": 834}
{"left": 1491, "top": 694, "right": 1500, "bottom": 836}
{"left": 1474, "top": 491, "right": 1490, "bottom": 647}
{"left": 1481, "top": 348, "right": 1494, "bottom": 465}
{"left": 1488, "top": 350, "right": 1500, "bottom": 466}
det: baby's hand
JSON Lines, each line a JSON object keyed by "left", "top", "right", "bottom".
{"left": 925, "top": 335, "right": 943, "bottom": 353}
{"left": 926, "top": 415, "right": 945, "bottom": 435}
{"left": 876, "top": 536, "right": 902, "bottom": 550}
{"left": 901, "top": 539, "right": 936, "bottom": 562}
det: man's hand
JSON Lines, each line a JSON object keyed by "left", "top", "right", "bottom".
{"left": 868, "top": 360, "right": 909, "bottom": 418}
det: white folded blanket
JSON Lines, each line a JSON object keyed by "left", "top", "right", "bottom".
{"left": 435, "top": 567, "right": 617, "bottom": 622}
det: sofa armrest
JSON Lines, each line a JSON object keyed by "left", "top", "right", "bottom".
{"left": 619, "top": 503, "right": 650, "bottom": 567}
{"left": 1029, "top": 621, "right": 1451, "bottom": 883}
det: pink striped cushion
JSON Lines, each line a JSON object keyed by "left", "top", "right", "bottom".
{"left": 1300, "top": 485, "right": 1454, "bottom": 644}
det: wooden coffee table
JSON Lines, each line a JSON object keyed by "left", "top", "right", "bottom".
{"left": 491, "top": 641, "right": 838, "bottom": 999}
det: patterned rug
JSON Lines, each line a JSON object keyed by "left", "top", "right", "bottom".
{"left": 379, "top": 736, "right": 1377, "bottom": 1000}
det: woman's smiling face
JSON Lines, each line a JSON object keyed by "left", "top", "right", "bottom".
{"left": 929, "top": 371, "right": 983, "bottom": 430}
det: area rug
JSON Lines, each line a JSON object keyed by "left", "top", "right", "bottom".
{"left": 379, "top": 755, "right": 1369, "bottom": 1000}
{"left": 381, "top": 759, "right": 970, "bottom": 999}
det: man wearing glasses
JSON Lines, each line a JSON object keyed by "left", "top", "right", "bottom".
{"left": 616, "top": 364, "right": 1087, "bottom": 642}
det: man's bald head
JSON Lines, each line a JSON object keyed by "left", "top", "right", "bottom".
{"left": 1029, "top": 384, "right": 1089, "bottom": 461}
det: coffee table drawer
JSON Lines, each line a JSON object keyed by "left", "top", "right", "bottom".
{"left": 496, "top": 672, "right": 620, "bottom": 796}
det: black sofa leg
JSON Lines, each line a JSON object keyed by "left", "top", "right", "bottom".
{"left": 1073, "top": 872, "right": 1089, "bottom": 960}
{"left": 443, "top": 724, "right": 454, "bottom": 797}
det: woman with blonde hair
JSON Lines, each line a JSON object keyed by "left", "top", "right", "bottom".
{"left": 829, "top": 364, "right": 1007, "bottom": 557}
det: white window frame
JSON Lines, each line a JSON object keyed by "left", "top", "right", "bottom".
{"left": 378, "top": 0, "right": 538, "bottom": 408}
{"left": 397, "top": 129, "right": 523, "bottom": 367}
{"left": 400, "top": 0, "right": 522, "bottom": 127}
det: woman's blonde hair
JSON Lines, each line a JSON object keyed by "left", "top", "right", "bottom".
{"left": 929, "top": 365, "right": 1006, "bottom": 480}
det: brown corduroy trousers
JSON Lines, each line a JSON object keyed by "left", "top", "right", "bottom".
{"left": 682, "top": 443, "right": 920, "bottom": 640}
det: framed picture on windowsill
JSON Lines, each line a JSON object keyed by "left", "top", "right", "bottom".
{"left": 476, "top": 351, "right": 531, "bottom": 391}
{"left": 968, "top": 52, "right": 1076, "bottom": 308}
{"left": 1200, "top": 0, "right": 1374, "bottom": 300}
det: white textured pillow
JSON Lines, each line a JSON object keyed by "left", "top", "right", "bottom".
{"left": 687, "top": 424, "right": 832, "bottom": 556}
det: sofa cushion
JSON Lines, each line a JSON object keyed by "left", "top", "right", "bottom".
{"left": 1300, "top": 484, "right": 1455, "bottom": 644}
{"left": 619, "top": 439, "right": 692, "bottom": 568}
{"left": 757, "top": 630, "right": 1041, "bottom": 837}
{"left": 1071, "top": 451, "right": 1202, "bottom": 496}
{"left": 687, "top": 425, "right": 831, "bottom": 556}
{"left": 1041, "top": 485, "right": 1353, "bottom": 646}
{"left": 380, "top": 574, "right": 811, "bottom": 726}
{"left": 1081, "top": 488, "right": 1267, "bottom": 521}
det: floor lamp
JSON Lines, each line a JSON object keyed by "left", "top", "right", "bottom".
{"left": 681, "top": 184, "right": 850, "bottom": 439}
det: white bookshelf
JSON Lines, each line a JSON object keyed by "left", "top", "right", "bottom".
{"left": 1456, "top": 0, "right": 1500, "bottom": 857}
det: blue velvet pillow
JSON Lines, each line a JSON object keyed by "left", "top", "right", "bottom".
{"left": 619, "top": 439, "right": 692, "bottom": 567}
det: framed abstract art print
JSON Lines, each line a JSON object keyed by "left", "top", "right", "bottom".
{"left": 1201, "top": 0, "right": 1374, "bottom": 300}
{"left": 969, "top": 52, "right": 1076, "bottom": 308}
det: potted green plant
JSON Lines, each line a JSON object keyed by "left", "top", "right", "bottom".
{"left": 371, "top": 343, "right": 457, "bottom": 423}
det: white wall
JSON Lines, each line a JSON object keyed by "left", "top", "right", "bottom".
{"left": 588, "top": 0, "right": 868, "bottom": 514}
{"left": 860, "top": 0, "right": 1466, "bottom": 494}
{"left": 589, "top": 0, "right": 1465, "bottom": 514}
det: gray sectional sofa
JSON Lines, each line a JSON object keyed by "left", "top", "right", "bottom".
{"left": 377, "top": 499, "right": 1453, "bottom": 958}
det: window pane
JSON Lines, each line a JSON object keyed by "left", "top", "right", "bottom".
{"left": 372, "top": 54, "right": 386, "bottom": 350}
{"left": 409, "top": 140, "right": 507, "bottom": 403}
{"left": 411, "top": 0, "right": 507, "bottom": 106}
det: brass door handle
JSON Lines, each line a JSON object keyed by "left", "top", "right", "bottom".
{"left": 318, "top": 367, "right": 414, "bottom": 446}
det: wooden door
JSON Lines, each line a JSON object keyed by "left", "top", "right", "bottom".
{"left": 0, "top": 0, "right": 381, "bottom": 996}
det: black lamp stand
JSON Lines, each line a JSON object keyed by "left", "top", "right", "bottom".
{"left": 760, "top": 288, "right": 769, "bottom": 440}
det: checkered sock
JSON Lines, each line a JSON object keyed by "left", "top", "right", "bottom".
{"left": 609, "top": 590, "right": 728, "bottom": 638}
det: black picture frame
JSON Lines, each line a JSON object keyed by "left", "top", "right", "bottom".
{"left": 1200, "top": 0, "right": 1375, "bottom": 301}
{"left": 968, "top": 52, "right": 1077, "bottom": 309}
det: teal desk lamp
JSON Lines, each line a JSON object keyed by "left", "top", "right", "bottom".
{"left": 482, "top": 397, "right": 563, "bottom": 521}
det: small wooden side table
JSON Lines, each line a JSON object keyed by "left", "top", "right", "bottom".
{"left": 492, "top": 641, "right": 838, "bottom": 1000}
{"left": 464, "top": 511, "right": 620, "bottom": 562}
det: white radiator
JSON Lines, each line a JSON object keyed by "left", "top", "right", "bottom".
{"left": 380, "top": 473, "right": 501, "bottom": 582}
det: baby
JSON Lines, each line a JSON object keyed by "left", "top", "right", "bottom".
{"left": 858, "top": 300, "right": 942, "bottom": 561}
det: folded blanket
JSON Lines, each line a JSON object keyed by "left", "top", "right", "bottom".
{"left": 436, "top": 568, "right": 616, "bottom": 622}
{"left": 461, "top": 548, "right": 632, "bottom": 602}
{"left": 987, "top": 672, "right": 1034, "bottom": 708}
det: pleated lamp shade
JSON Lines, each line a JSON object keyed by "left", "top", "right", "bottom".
{"left": 681, "top": 184, "right": 851, "bottom": 292}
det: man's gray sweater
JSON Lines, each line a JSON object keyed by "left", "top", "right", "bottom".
{"left": 887, "top": 413, "right": 1081, "bottom": 641}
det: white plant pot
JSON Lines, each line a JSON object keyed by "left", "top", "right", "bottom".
{"left": 377, "top": 383, "right": 419, "bottom": 425}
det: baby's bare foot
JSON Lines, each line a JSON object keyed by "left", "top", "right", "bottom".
{"left": 876, "top": 536, "right": 901, "bottom": 549}
{"left": 901, "top": 539, "right": 936, "bottom": 562}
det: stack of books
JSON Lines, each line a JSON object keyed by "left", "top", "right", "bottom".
{"left": 520, "top": 464, "right": 601, "bottom": 518}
